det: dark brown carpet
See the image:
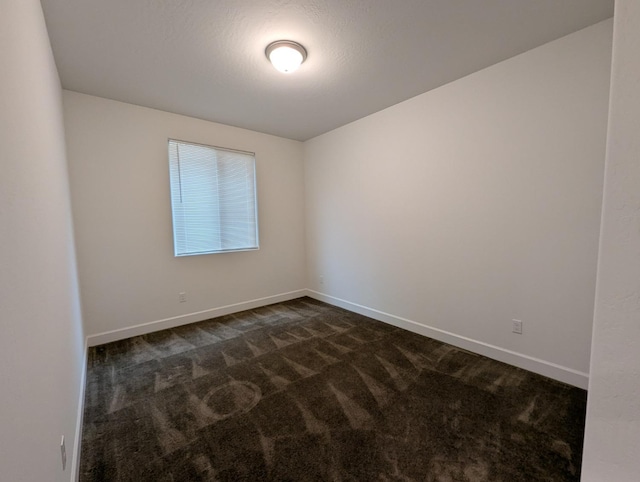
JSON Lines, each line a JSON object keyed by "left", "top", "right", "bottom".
{"left": 80, "top": 297, "right": 587, "bottom": 481}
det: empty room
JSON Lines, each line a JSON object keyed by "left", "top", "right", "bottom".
{"left": 2, "top": 0, "right": 639, "bottom": 481}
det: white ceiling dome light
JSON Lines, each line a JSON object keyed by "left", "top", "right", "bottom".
{"left": 266, "top": 40, "right": 307, "bottom": 74}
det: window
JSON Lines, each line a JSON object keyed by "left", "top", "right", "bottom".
{"left": 168, "top": 139, "right": 259, "bottom": 256}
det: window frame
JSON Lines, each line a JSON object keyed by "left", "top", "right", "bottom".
{"left": 168, "top": 138, "right": 260, "bottom": 257}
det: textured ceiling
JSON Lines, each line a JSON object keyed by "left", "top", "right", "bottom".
{"left": 40, "top": 0, "right": 613, "bottom": 141}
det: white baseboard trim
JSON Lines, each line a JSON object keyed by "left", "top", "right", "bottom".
{"left": 306, "top": 289, "right": 589, "bottom": 389}
{"left": 70, "top": 338, "right": 88, "bottom": 482}
{"left": 83, "top": 288, "right": 588, "bottom": 388}
{"left": 86, "top": 290, "right": 307, "bottom": 347}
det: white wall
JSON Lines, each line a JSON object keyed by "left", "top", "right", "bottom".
{"left": 582, "top": 1, "right": 640, "bottom": 479}
{"left": 304, "top": 20, "right": 612, "bottom": 387}
{"left": 63, "top": 92, "right": 307, "bottom": 340}
{"left": 0, "top": 2, "right": 85, "bottom": 481}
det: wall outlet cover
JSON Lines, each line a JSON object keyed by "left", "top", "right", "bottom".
{"left": 60, "top": 435, "right": 66, "bottom": 471}
{"left": 512, "top": 319, "right": 523, "bottom": 335}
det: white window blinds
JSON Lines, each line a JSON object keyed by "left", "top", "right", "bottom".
{"left": 168, "top": 139, "right": 259, "bottom": 256}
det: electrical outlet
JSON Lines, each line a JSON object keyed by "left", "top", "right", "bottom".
{"left": 179, "top": 292, "right": 187, "bottom": 303}
{"left": 319, "top": 275, "right": 324, "bottom": 285}
{"left": 60, "top": 435, "right": 66, "bottom": 471}
{"left": 512, "top": 319, "right": 523, "bottom": 335}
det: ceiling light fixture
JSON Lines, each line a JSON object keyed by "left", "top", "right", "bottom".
{"left": 266, "top": 40, "right": 307, "bottom": 74}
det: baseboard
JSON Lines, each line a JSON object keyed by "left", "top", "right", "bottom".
{"left": 305, "top": 290, "right": 589, "bottom": 389}
{"left": 84, "top": 287, "right": 588, "bottom": 388}
{"left": 70, "top": 338, "right": 88, "bottom": 482}
{"left": 86, "top": 290, "right": 307, "bottom": 347}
